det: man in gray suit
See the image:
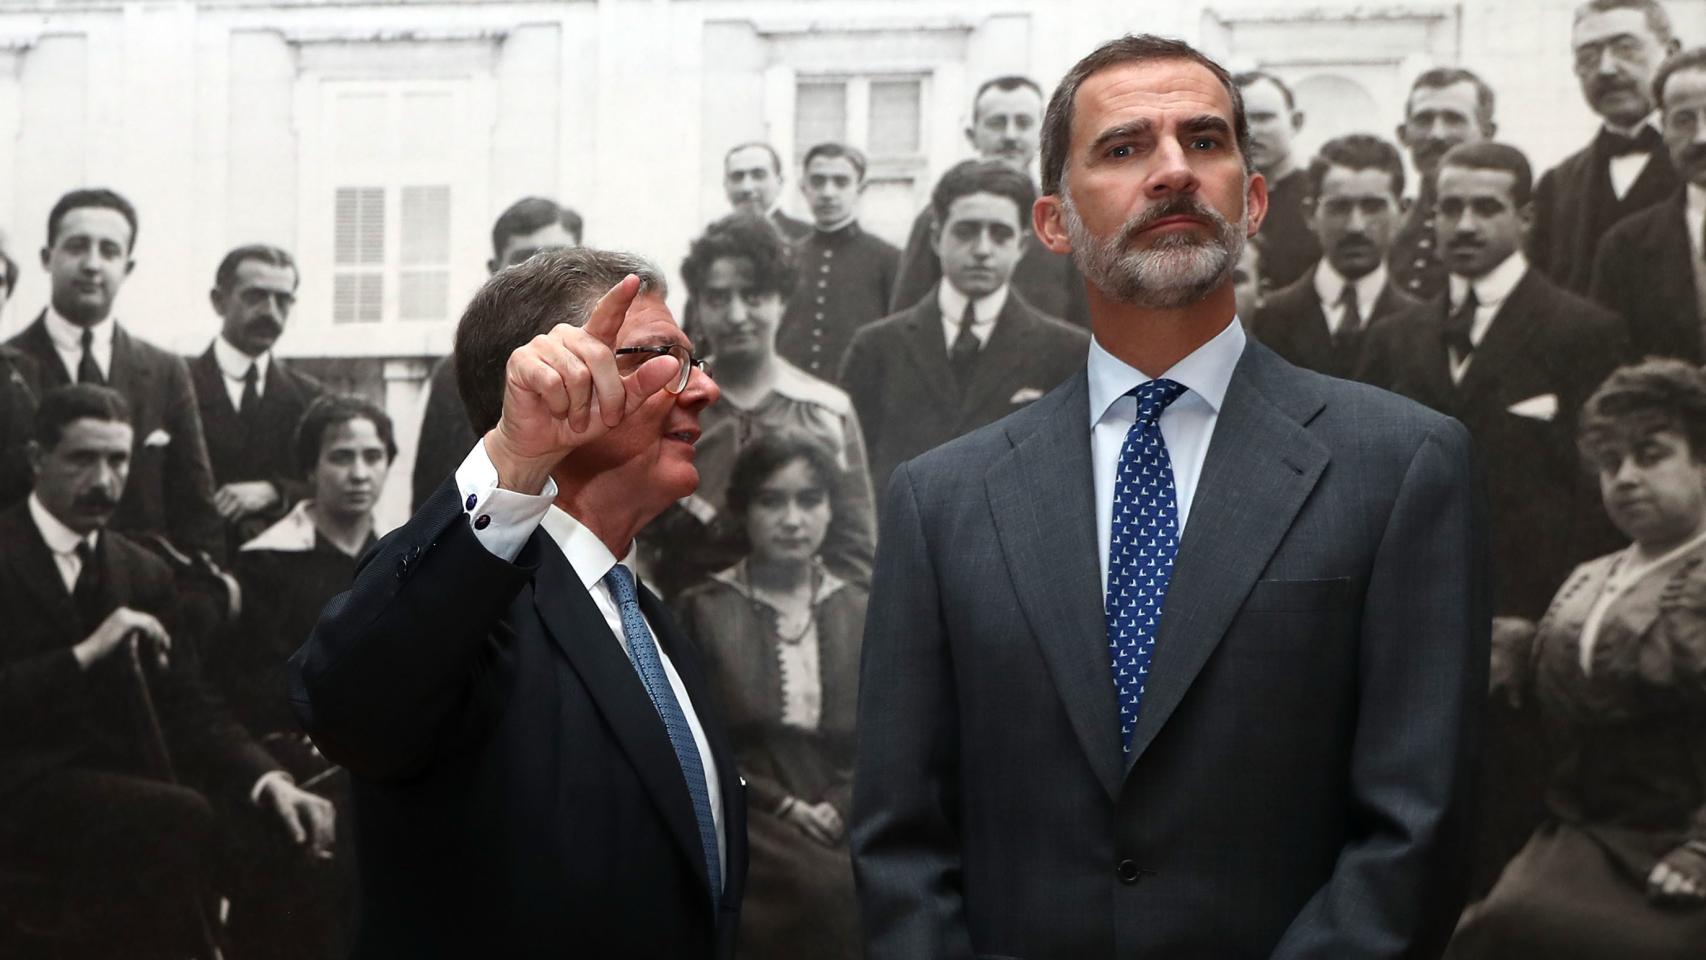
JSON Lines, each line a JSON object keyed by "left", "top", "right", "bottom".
{"left": 852, "top": 34, "right": 1490, "bottom": 959}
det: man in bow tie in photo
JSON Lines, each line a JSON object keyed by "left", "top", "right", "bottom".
{"left": 853, "top": 33, "right": 1490, "bottom": 959}
{"left": 289, "top": 249, "right": 747, "bottom": 957}
{"left": 1532, "top": 0, "right": 1681, "bottom": 294}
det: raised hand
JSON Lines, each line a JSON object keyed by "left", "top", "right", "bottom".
{"left": 484, "top": 274, "right": 681, "bottom": 494}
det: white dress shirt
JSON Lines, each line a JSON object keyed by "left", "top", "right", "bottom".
{"left": 1605, "top": 115, "right": 1659, "bottom": 200}
{"left": 212, "top": 336, "right": 270, "bottom": 411}
{"left": 28, "top": 492, "right": 97, "bottom": 593}
{"left": 1089, "top": 318, "right": 1246, "bottom": 596}
{"left": 454, "top": 441, "right": 726, "bottom": 882}
{"left": 1446, "top": 251, "right": 1528, "bottom": 382}
{"left": 937, "top": 281, "right": 1009, "bottom": 351}
{"left": 43, "top": 306, "right": 114, "bottom": 383}
{"left": 1312, "top": 260, "right": 1388, "bottom": 333}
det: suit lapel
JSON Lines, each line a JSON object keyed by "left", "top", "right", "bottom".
{"left": 898, "top": 297, "right": 959, "bottom": 409}
{"left": 1124, "top": 343, "right": 1330, "bottom": 770}
{"left": 1458, "top": 272, "right": 1546, "bottom": 402}
{"left": 528, "top": 545, "right": 713, "bottom": 899}
{"left": 985, "top": 373, "right": 1124, "bottom": 798}
{"left": 3, "top": 510, "right": 82, "bottom": 642}
{"left": 16, "top": 314, "right": 68, "bottom": 386}
{"left": 106, "top": 326, "right": 151, "bottom": 402}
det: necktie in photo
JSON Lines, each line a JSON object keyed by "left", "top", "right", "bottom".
{"left": 950, "top": 299, "right": 980, "bottom": 391}
{"left": 1331, "top": 282, "right": 1363, "bottom": 363}
{"left": 72, "top": 539, "right": 103, "bottom": 631}
{"left": 77, "top": 328, "right": 103, "bottom": 385}
{"left": 239, "top": 362, "right": 260, "bottom": 419}
{"left": 603, "top": 564, "right": 722, "bottom": 904}
{"left": 1105, "top": 378, "right": 1187, "bottom": 755}
{"left": 1598, "top": 124, "right": 1661, "bottom": 157}
{"left": 1444, "top": 286, "right": 1478, "bottom": 362}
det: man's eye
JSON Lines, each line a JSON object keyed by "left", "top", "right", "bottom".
{"left": 1107, "top": 144, "right": 1132, "bottom": 159}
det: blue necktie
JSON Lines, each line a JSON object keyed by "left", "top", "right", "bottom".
{"left": 1105, "top": 378, "right": 1187, "bottom": 754}
{"left": 603, "top": 564, "right": 722, "bottom": 904}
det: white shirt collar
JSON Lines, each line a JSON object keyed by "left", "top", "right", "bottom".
{"left": 44, "top": 305, "right": 114, "bottom": 353}
{"left": 539, "top": 504, "right": 636, "bottom": 594}
{"left": 937, "top": 281, "right": 1009, "bottom": 346}
{"left": 1312, "top": 260, "right": 1388, "bottom": 321}
{"left": 1087, "top": 316, "right": 1246, "bottom": 428}
{"left": 27, "top": 491, "right": 96, "bottom": 556}
{"left": 213, "top": 335, "right": 270, "bottom": 387}
{"left": 1687, "top": 183, "right": 1706, "bottom": 221}
{"left": 1448, "top": 251, "right": 1528, "bottom": 311}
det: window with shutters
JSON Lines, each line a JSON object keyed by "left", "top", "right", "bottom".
{"left": 323, "top": 82, "right": 461, "bottom": 326}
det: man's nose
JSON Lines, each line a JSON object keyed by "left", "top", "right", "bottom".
{"left": 1613, "top": 454, "right": 1643, "bottom": 485}
{"left": 1146, "top": 141, "right": 1199, "bottom": 197}
{"left": 1345, "top": 207, "right": 1370, "bottom": 233}
{"left": 1690, "top": 119, "right": 1706, "bottom": 146}
{"left": 680, "top": 363, "right": 719, "bottom": 408}
{"left": 970, "top": 229, "right": 994, "bottom": 257}
{"left": 1597, "top": 46, "right": 1621, "bottom": 76}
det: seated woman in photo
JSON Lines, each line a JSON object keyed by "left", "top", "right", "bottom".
{"left": 1448, "top": 358, "right": 1706, "bottom": 959}
{"left": 674, "top": 430, "right": 865, "bottom": 960}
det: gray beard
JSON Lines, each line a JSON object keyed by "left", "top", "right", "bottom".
{"left": 1061, "top": 188, "right": 1247, "bottom": 310}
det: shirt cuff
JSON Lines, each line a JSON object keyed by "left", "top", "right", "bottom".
{"left": 454, "top": 439, "right": 558, "bottom": 563}
{"left": 250, "top": 769, "right": 294, "bottom": 805}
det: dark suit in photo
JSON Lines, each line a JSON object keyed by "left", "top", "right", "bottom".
{"left": 1531, "top": 126, "right": 1676, "bottom": 296}
{"left": 189, "top": 346, "right": 325, "bottom": 547}
{"left": 853, "top": 337, "right": 1489, "bottom": 958}
{"left": 1249, "top": 266, "right": 1418, "bottom": 380}
{"left": 840, "top": 287, "right": 1087, "bottom": 500}
{"left": 289, "top": 481, "right": 749, "bottom": 958}
{"left": 1589, "top": 189, "right": 1705, "bottom": 364}
{"left": 0, "top": 502, "right": 281, "bottom": 951}
{"left": 888, "top": 207, "right": 1092, "bottom": 327}
{"left": 777, "top": 221, "right": 900, "bottom": 384}
{"left": 8, "top": 314, "right": 224, "bottom": 562}
{"left": 411, "top": 354, "right": 475, "bottom": 514}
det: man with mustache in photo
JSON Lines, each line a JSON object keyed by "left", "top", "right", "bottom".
{"left": 0, "top": 384, "right": 335, "bottom": 957}
{"left": 1251, "top": 134, "right": 1419, "bottom": 380}
{"left": 1591, "top": 46, "right": 1706, "bottom": 364}
{"left": 1534, "top": 0, "right": 1681, "bottom": 295}
{"left": 1390, "top": 68, "right": 1498, "bottom": 301}
{"left": 853, "top": 33, "right": 1488, "bottom": 959}
{"left": 1363, "top": 142, "right": 1631, "bottom": 896}
{"left": 6, "top": 188, "right": 224, "bottom": 562}
{"left": 724, "top": 142, "right": 813, "bottom": 245}
{"left": 188, "top": 245, "right": 325, "bottom": 551}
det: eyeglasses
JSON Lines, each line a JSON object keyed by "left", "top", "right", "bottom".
{"left": 614, "top": 344, "right": 712, "bottom": 395}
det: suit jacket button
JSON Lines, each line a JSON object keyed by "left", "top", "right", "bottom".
{"left": 1116, "top": 859, "right": 1141, "bottom": 884}
{"left": 395, "top": 555, "right": 410, "bottom": 580}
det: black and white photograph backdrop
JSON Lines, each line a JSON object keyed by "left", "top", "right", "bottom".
{"left": 2, "top": 0, "right": 1705, "bottom": 955}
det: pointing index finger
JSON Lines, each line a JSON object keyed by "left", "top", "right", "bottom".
{"left": 582, "top": 274, "right": 643, "bottom": 347}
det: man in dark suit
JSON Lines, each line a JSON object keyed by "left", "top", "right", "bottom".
{"left": 1533, "top": 0, "right": 1680, "bottom": 294}
{"left": 6, "top": 189, "right": 224, "bottom": 561}
{"left": 1590, "top": 46, "right": 1706, "bottom": 364}
{"left": 1251, "top": 134, "right": 1418, "bottom": 379}
{"left": 1361, "top": 143, "right": 1629, "bottom": 899}
{"left": 0, "top": 384, "right": 334, "bottom": 956}
{"left": 411, "top": 196, "right": 582, "bottom": 513}
{"left": 1390, "top": 68, "right": 1498, "bottom": 301}
{"left": 724, "top": 141, "right": 812, "bottom": 243}
{"left": 189, "top": 245, "right": 324, "bottom": 551}
{"left": 889, "top": 77, "right": 1091, "bottom": 327}
{"left": 842, "top": 159, "right": 1087, "bottom": 498}
{"left": 290, "top": 248, "right": 748, "bottom": 957}
{"left": 1234, "top": 70, "right": 1322, "bottom": 292}
{"left": 778, "top": 142, "right": 901, "bottom": 383}
{"left": 853, "top": 35, "right": 1488, "bottom": 958}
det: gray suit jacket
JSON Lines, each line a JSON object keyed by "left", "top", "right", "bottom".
{"left": 852, "top": 337, "right": 1489, "bottom": 959}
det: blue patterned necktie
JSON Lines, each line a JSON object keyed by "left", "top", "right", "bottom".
{"left": 603, "top": 564, "right": 722, "bottom": 903}
{"left": 1105, "top": 378, "right": 1188, "bottom": 754}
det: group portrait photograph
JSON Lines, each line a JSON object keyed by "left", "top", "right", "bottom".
{"left": 0, "top": 0, "right": 1705, "bottom": 956}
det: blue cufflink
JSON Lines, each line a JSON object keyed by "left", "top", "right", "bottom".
{"left": 474, "top": 515, "right": 491, "bottom": 530}
{"left": 465, "top": 494, "right": 477, "bottom": 511}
